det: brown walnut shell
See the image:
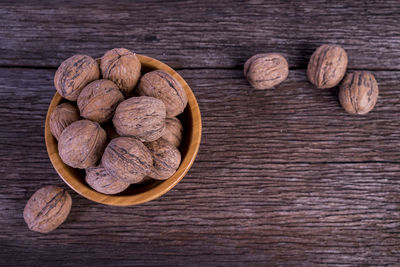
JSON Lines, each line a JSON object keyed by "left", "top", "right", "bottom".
{"left": 100, "top": 48, "right": 141, "bottom": 95}
{"left": 145, "top": 138, "right": 181, "bottom": 180}
{"left": 49, "top": 103, "right": 80, "bottom": 140}
{"left": 58, "top": 120, "right": 107, "bottom": 169}
{"left": 77, "top": 79, "right": 124, "bottom": 123}
{"left": 102, "top": 137, "right": 153, "bottom": 184}
{"left": 113, "top": 96, "right": 166, "bottom": 142}
{"left": 54, "top": 55, "right": 100, "bottom": 101}
{"left": 137, "top": 70, "right": 187, "bottom": 117}
{"left": 85, "top": 164, "right": 130, "bottom": 194}
{"left": 162, "top": 117, "right": 183, "bottom": 148}
{"left": 307, "top": 44, "right": 348, "bottom": 89}
{"left": 243, "top": 53, "right": 289, "bottom": 90}
{"left": 23, "top": 186, "right": 72, "bottom": 233}
{"left": 339, "top": 71, "right": 379, "bottom": 115}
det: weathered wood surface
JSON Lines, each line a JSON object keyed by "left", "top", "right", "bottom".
{"left": 1, "top": 67, "right": 400, "bottom": 265}
{"left": 1, "top": 0, "right": 400, "bottom": 266}
{"left": 0, "top": 0, "right": 400, "bottom": 70}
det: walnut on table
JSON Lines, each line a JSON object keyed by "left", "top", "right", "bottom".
{"left": 244, "top": 53, "right": 289, "bottom": 90}
{"left": 307, "top": 44, "right": 348, "bottom": 89}
{"left": 23, "top": 186, "right": 72, "bottom": 233}
{"left": 339, "top": 71, "right": 379, "bottom": 115}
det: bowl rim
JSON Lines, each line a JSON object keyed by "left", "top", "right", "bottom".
{"left": 45, "top": 54, "right": 202, "bottom": 206}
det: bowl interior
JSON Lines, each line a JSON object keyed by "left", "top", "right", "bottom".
{"left": 45, "top": 55, "right": 201, "bottom": 206}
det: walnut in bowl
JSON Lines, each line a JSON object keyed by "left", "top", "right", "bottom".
{"left": 45, "top": 55, "right": 202, "bottom": 206}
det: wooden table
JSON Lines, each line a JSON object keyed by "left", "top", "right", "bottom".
{"left": 1, "top": 1, "right": 399, "bottom": 265}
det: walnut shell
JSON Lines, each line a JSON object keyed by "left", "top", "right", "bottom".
{"left": 102, "top": 137, "right": 153, "bottom": 184}
{"left": 49, "top": 103, "right": 80, "bottom": 140}
{"left": 162, "top": 117, "right": 183, "bottom": 148}
{"left": 23, "top": 186, "right": 72, "bottom": 233}
{"left": 137, "top": 70, "right": 187, "bottom": 117}
{"left": 113, "top": 96, "right": 166, "bottom": 142}
{"left": 77, "top": 79, "right": 124, "bottom": 123}
{"left": 243, "top": 53, "right": 289, "bottom": 90}
{"left": 59, "top": 120, "right": 107, "bottom": 169}
{"left": 339, "top": 71, "right": 379, "bottom": 115}
{"left": 85, "top": 164, "right": 130, "bottom": 194}
{"left": 145, "top": 138, "right": 181, "bottom": 180}
{"left": 100, "top": 48, "right": 141, "bottom": 95}
{"left": 54, "top": 55, "right": 100, "bottom": 101}
{"left": 307, "top": 44, "right": 348, "bottom": 89}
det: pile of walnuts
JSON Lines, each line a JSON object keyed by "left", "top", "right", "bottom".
{"left": 24, "top": 48, "right": 188, "bottom": 233}
{"left": 51, "top": 48, "right": 187, "bottom": 195}
{"left": 244, "top": 44, "right": 379, "bottom": 115}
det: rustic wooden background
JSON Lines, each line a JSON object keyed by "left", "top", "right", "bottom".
{"left": 1, "top": 0, "right": 400, "bottom": 266}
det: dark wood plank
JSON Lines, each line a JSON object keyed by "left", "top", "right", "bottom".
{"left": 0, "top": 0, "right": 400, "bottom": 69}
{"left": 0, "top": 67, "right": 399, "bottom": 265}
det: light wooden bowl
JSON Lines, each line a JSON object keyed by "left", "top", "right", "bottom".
{"left": 45, "top": 55, "right": 201, "bottom": 206}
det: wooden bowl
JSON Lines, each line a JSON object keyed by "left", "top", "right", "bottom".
{"left": 45, "top": 55, "right": 202, "bottom": 206}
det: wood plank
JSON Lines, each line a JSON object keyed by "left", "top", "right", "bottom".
{"left": 2, "top": 68, "right": 400, "bottom": 164}
{"left": 0, "top": 67, "right": 399, "bottom": 265}
{"left": 0, "top": 0, "right": 400, "bottom": 69}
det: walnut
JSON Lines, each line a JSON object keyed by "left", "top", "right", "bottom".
{"left": 49, "top": 103, "right": 80, "bottom": 140}
{"left": 145, "top": 138, "right": 181, "bottom": 180}
{"left": 85, "top": 164, "right": 130, "bottom": 194}
{"left": 54, "top": 55, "right": 100, "bottom": 101}
{"left": 23, "top": 186, "right": 72, "bottom": 233}
{"left": 162, "top": 117, "right": 183, "bottom": 148}
{"left": 137, "top": 70, "right": 187, "bottom": 117}
{"left": 307, "top": 44, "right": 348, "bottom": 88}
{"left": 58, "top": 120, "right": 107, "bottom": 169}
{"left": 77, "top": 79, "right": 124, "bottom": 123}
{"left": 244, "top": 53, "right": 289, "bottom": 89}
{"left": 339, "top": 71, "right": 379, "bottom": 115}
{"left": 102, "top": 137, "right": 153, "bottom": 184}
{"left": 113, "top": 96, "right": 166, "bottom": 142}
{"left": 100, "top": 48, "right": 141, "bottom": 95}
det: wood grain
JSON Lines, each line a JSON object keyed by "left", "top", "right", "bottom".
{"left": 0, "top": 67, "right": 400, "bottom": 265}
{"left": 1, "top": 0, "right": 400, "bottom": 265}
{"left": 0, "top": 0, "right": 400, "bottom": 70}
